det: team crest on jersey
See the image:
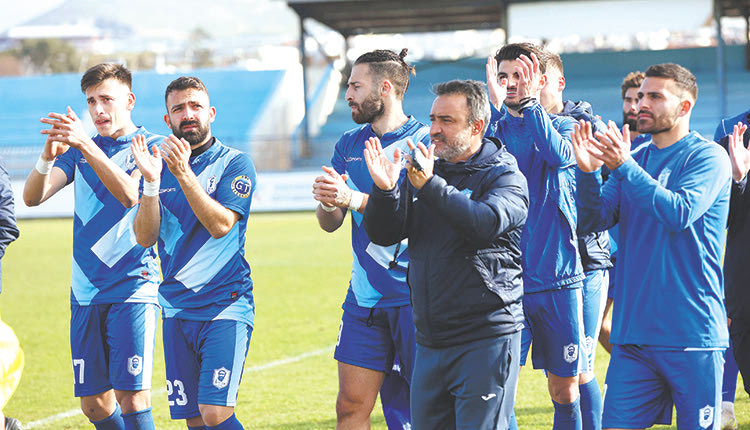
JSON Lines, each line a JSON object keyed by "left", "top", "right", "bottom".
{"left": 206, "top": 175, "right": 218, "bottom": 195}
{"left": 127, "top": 355, "right": 143, "bottom": 376}
{"left": 699, "top": 405, "right": 714, "bottom": 428}
{"left": 563, "top": 343, "right": 578, "bottom": 363}
{"left": 125, "top": 153, "right": 136, "bottom": 171}
{"left": 213, "top": 367, "right": 231, "bottom": 389}
{"left": 231, "top": 175, "right": 252, "bottom": 198}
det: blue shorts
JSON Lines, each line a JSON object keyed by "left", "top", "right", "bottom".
{"left": 162, "top": 318, "right": 252, "bottom": 419}
{"left": 524, "top": 284, "right": 588, "bottom": 377}
{"left": 70, "top": 303, "right": 158, "bottom": 397}
{"left": 519, "top": 326, "right": 532, "bottom": 367}
{"left": 581, "top": 269, "right": 608, "bottom": 369}
{"left": 602, "top": 345, "right": 723, "bottom": 429}
{"left": 334, "top": 303, "right": 416, "bottom": 382}
{"left": 411, "top": 332, "right": 521, "bottom": 429}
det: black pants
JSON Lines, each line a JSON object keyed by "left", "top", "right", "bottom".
{"left": 730, "top": 317, "right": 750, "bottom": 395}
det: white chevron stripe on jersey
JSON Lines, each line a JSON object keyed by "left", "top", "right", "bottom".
{"left": 91, "top": 206, "right": 139, "bottom": 268}
{"left": 173, "top": 223, "right": 240, "bottom": 292}
{"left": 73, "top": 166, "right": 104, "bottom": 226}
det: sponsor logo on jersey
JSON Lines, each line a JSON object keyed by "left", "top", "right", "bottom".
{"left": 699, "top": 405, "right": 714, "bottom": 428}
{"left": 206, "top": 175, "right": 218, "bottom": 195}
{"left": 159, "top": 187, "right": 177, "bottom": 195}
{"left": 127, "top": 355, "right": 143, "bottom": 376}
{"left": 345, "top": 157, "right": 362, "bottom": 163}
{"left": 563, "top": 343, "right": 578, "bottom": 363}
{"left": 213, "top": 367, "right": 231, "bottom": 389}
{"left": 231, "top": 175, "right": 252, "bottom": 198}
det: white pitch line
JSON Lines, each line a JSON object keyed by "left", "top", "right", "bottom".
{"left": 25, "top": 345, "right": 334, "bottom": 429}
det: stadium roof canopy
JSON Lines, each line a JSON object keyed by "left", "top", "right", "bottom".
{"left": 286, "top": 0, "right": 513, "bottom": 38}
{"left": 716, "top": 0, "right": 750, "bottom": 16}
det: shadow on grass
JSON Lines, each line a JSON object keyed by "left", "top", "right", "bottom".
{"left": 263, "top": 416, "right": 387, "bottom": 429}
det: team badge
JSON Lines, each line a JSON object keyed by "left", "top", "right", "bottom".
{"left": 213, "top": 367, "right": 231, "bottom": 389}
{"left": 231, "top": 175, "right": 252, "bottom": 198}
{"left": 206, "top": 175, "right": 218, "bottom": 195}
{"left": 125, "top": 153, "right": 136, "bottom": 171}
{"left": 563, "top": 343, "right": 578, "bottom": 363}
{"left": 127, "top": 355, "right": 143, "bottom": 376}
{"left": 699, "top": 405, "right": 714, "bottom": 428}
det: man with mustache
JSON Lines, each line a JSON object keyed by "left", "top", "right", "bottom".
{"left": 485, "top": 43, "right": 585, "bottom": 429}
{"left": 573, "top": 63, "right": 730, "bottom": 429}
{"left": 24, "top": 63, "right": 161, "bottom": 430}
{"left": 132, "top": 76, "right": 256, "bottom": 430}
{"left": 363, "top": 79, "right": 527, "bottom": 429}
{"left": 312, "top": 49, "right": 429, "bottom": 429}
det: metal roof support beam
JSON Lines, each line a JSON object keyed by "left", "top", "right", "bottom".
{"left": 299, "top": 15, "right": 311, "bottom": 157}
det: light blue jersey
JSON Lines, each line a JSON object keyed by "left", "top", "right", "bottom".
{"left": 55, "top": 126, "right": 161, "bottom": 306}
{"left": 578, "top": 131, "right": 730, "bottom": 348}
{"left": 156, "top": 138, "right": 256, "bottom": 326}
{"left": 331, "top": 116, "right": 430, "bottom": 310}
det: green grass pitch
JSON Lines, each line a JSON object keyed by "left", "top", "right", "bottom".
{"left": 1, "top": 213, "right": 747, "bottom": 428}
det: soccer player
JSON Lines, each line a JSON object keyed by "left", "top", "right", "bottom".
{"left": 363, "top": 78, "right": 527, "bottom": 430}
{"left": 312, "top": 49, "right": 429, "bottom": 429}
{"left": 23, "top": 63, "right": 161, "bottom": 430}
{"left": 713, "top": 112, "right": 750, "bottom": 430}
{"left": 573, "top": 63, "right": 730, "bottom": 429}
{"left": 485, "top": 43, "right": 586, "bottom": 429}
{"left": 132, "top": 76, "right": 256, "bottom": 430}
{"left": 538, "top": 50, "right": 610, "bottom": 430}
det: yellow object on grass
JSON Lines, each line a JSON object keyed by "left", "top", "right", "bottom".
{"left": 0, "top": 312, "right": 23, "bottom": 409}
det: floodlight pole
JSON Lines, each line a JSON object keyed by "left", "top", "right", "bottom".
{"left": 299, "top": 15, "right": 312, "bottom": 158}
{"left": 715, "top": 0, "right": 727, "bottom": 119}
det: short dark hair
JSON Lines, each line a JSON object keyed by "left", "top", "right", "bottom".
{"left": 165, "top": 76, "right": 209, "bottom": 105}
{"left": 620, "top": 71, "right": 645, "bottom": 99}
{"left": 432, "top": 79, "right": 490, "bottom": 135}
{"left": 354, "top": 48, "right": 415, "bottom": 100}
{"left": 80, "top": 63, "right": 132, "bottom": 93}
{"left": 494, "top": 42, "right": 547, "bottom": 74}
{"left": 542, "top": 51, "right": 563, "bottom": 76}
{"left": 644, "top": 63, "right": 697, "bottom": 101}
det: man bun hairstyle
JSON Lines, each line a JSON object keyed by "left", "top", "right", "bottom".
{"left": 354, "top": 48, "right": 415, "bottom": 100}
{"left": 165, "top": 76, "right": 209, "bottom": 105}
{"left": 80, "top": 62, "right": 132, "bottom": 93}
{"left": 644, "top": 63, "right": 697, "bottom": 101}
{"left": 620, "top": 71, "right": 645, "bottom": 99}
{"left": 494, "top": 42, "right": 547, "bottom": 74}
{"left": 433, "top": 79, "right": 491, "bottom": 136}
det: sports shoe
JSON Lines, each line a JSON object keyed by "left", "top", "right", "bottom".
{"left": 4, "top": 417, "right": 21, "bottom": 430}
{"left": 722, "top": 403, "right": 738, "bottom": 430}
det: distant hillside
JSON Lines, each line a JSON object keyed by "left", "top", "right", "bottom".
{"left": 23, "top": 0, "right": 299, "bottom": 43}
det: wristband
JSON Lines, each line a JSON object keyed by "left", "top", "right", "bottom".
{"left": 348, "top": 191, "right": 364, "bottom": 211}
{"left": 517, "top": 96, "right": 537, "bottom": 113}
{"left": 143, "top": 180, "right": 160, "bottom": 197}
{"left": 319, "top": 203, "right": 337, "bottom": 212}
{"left": 35, "top": 157, "right": 55, "bottom": 175}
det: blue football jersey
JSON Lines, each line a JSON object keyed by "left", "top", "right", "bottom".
{"left": 331, "top": 116, "right": 430, "bottom": 310}
{"left": 155, "top": 138, "right": 256, "bottom": 326}
{"left": 54, "top": 126, "right": 161, "bottom": 306}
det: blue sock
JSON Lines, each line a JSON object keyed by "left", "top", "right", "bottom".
{"left": 508, "top": 409, "right": 518, "bottom": 430}
{"left": 552, "top": 396, "right": 582, "bottom": 430}
{"left": 723, "top": 343, "right": 739, "bottom": 402}
{"left": 187, "top": 426, "right": 207, "bottom": 430}
{"left": 91, "top": 403, "right": 125, "bottom": 430}
{"left": 206, "top": 413, "right": 244, "bottom": 430}
{"left": 579, "top": 378, "right": 602, "bottom": 430}
{"left": 121, "top": 407, "right": 155, "bottom": 430}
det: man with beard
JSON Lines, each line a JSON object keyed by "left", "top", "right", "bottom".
{"left": 363, "top": 79, "right": 527, "bottom": 429}
{"left": 485, "top": 43, "right": 585, "bottom": 429}
{"left": 24, "top": 63, "right": 161, "bottom": 430}
{"left": 312, "top": 49, "right": 429, "bottom": 429}
{"left": 132, "top": 76, "right": 256, "bottom": 430}
{"left": 573, "top": 63, "right": 730, "bottom": 429}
